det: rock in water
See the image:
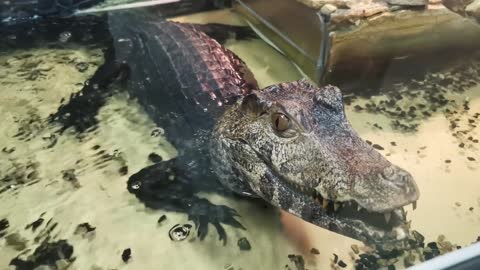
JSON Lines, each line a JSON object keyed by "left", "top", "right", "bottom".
{"left": 466, "top": 0, "right": 480, "bottom": 19}
{"left": 121, "top": 248, "right": 131, "bottom": 263}
{"left": 0, "top": 218, "right": 9, "bottom": 232}
{"left": 320, "top": 4, "right": 337, "bottom": 15}
{"left": 237, "top": 237, "right": 251, "bottom": 251}
{"left": 386, "top": 0, "right": 427, "bottom": 6}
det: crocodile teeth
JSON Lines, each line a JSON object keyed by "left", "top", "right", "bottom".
{"left": 412, "top": 201, "right": 417, "bottom": 210}
{"left": 357, "top": 205, "right": 362, "bottom": 211}
{"left": 334, "top": 202, "right": 341, "bottom": 211}
{"left": 322, "top": 199, "right": 329, "bottom": 209}
{"left": 384, "top": 212, "right": 392, "bottom": 223}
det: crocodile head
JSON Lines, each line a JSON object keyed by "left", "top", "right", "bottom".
{"left": 212, "top": 79, "right": 420, "bottom": 246}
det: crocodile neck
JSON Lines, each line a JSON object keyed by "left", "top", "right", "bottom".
{"left": 107, "top": 11, "right": 257, "bottom": 164}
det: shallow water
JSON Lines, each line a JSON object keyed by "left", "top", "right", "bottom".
{"left": 0, "top": 6, "right": 479, "bottom": 270}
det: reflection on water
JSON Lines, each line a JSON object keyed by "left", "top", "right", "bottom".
{"left": 0, "top": 6, "right": 479, "bottom": 270}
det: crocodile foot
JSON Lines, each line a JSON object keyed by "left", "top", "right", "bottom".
{"left": 48, "top": 47, "right": 128, "bottom": 134}
{"left": 127, "top": 159, "right": 245, "bottom": 245}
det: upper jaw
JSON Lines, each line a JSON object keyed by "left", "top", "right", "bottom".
{"left": 302, "top": 189, "right": 415, "bottom": 249}
{"left": 350, "top": 166, "right": 420, "bottom": 214}
{"left": 279, "top": 174, "right": 416, "bottom": 246}
{"left": 279, "top": 165, "right": 419, "bottom": 245}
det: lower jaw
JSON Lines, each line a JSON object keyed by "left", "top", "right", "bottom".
{"left": 283, "top": 192, "right": 411, "bottom": 247}
{"left": 259, "top": 170, "right": 410, "bottom": 247}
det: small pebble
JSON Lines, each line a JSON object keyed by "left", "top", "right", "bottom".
{"left": 459, "top": 143, "right": 465, "bottom": 148}
{"left": 467, "top": 157, "right": 476, "bottom": 161}
{"left": 403, "top": 253, "right": 416, "bottom": 267}
{"left": 150, "top": 128, "right": 165, "bottom": 137}
{"left": 287, "top": 254, "right": 305, "bottom": 270}
{"left": 445, "top": 159, "right": 451, "bottom": 163}
{"left": 390, "top": 141, "right": 397, "bottom": 146}
{"left": 148, "top": 153, "right": 163, "bottom": 163}
{"left": 469, "top": 207, "right": 474, "bottom": 211}
{"left": 338, "top": 260, "right": 347, "bottom": 268}
{"left": 122, "top": 248, "right": 131, "bottom": 263}
{"left": 310, "top": 248, "right": 320, "bottom": 255}
{"left": 169, "top": 224, "right": 192, "bottom": 241}
{"left": 427, "top": 242, "right": 439, "bottom": 250}
{"left": 2, "top": 147, "right": 15, "bottom": 154}
{"left": 62, "top": 169, "right": 77, "bottom": 182}
{"left": 157, "top": 215, "right": 167, "bottom": 224}
{"left": 333, "top": 253, "right": 338, "bottom": 263}
{"left": 320, "top": 3, "right": 337, "bottom": 15}
{"left": 351, "top": 244, "right": 360, "bottom": 254}
{"left": 372, "top": 144, "right": 384, "bottom": 150}
{"left": 118, "top": 166, "right": 128, "bottom": 176}
{"left": 58, "top": 31, "right": 72, "bottom": 43}
{"left": 437, "top": 235, "right": 446, "bottom": 242}
{"left": 25, "top": 218, "right": 44, "bottom": 232}
{"left": 75, "top": 62, "right": 89, "bottom": 73}
{"left": 455, "top": 202, "right": 461, "bottom": 207}
{"left": 238, "top": 237, "right": 251, "bottom": 251}
{"left": 0, "top": 218, "right": 9, "bottom": 231}
{"left": 75, "top": 223, "right": 96, "bottom": 233}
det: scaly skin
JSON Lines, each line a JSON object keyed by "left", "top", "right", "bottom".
{"left": 3, "top": 10, "right": 420, "bottom": 247}
{"left": 212, "top": 80, "right": 419, "bottom": 246}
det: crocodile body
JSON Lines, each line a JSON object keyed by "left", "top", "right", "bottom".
{"left": 2, "top": 10, "right": 419, "bottom": 247}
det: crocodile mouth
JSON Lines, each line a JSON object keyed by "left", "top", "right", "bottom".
{"left": 279, "top": 176, "right": 413, "bottom": 244}
{"left": 224, "top": 138, "right": 415, "bottom": 245}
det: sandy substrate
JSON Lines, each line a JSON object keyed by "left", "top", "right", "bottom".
{"left": 0, "top": 9, "right": 479, "bottom": 270}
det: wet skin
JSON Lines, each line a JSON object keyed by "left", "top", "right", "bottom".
{"left": 1, "top": 9, "right": 419, "bottom": 248}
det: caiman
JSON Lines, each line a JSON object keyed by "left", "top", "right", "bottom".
{"left": 1, "top": 8, "right": 420, "bottom": 249}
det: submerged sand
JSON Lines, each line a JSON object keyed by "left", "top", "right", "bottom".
{"left": 0, "top": 9, "right": 479, "bottom": 270}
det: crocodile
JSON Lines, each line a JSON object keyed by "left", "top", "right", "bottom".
{"left": 2, "top": 9, "right": 419, "bottom": 247}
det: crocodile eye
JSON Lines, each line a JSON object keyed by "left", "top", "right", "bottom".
{"left": 272, "top": 113, "right": 289, "bottom": 132}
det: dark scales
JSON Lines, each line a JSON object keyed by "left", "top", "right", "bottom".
{"left": 37, "top": 10, "right": 258, "bottom": 245}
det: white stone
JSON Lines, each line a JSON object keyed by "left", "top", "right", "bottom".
{"left": 466, "top": 0, "right": 480, "bottom": 19}
{"left": 386, "top": 0, "right": 428, "bottom": 6}
{"left": 320, "top": 4, "right": 338, "bottom": 15}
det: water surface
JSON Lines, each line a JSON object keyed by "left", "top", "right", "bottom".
{"left": 0, "top": 7, "right": 479, "bottom": 270}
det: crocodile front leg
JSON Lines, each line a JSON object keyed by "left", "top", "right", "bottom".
{"left": 48, "top": 45, "right": 129, "bottom": 133}
{"left": 127, "top": 158, "right": 245, "bottom": 245}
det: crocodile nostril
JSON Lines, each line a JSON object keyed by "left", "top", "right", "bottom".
{"left": 402, "top": 174, "right": 411, "bottom": 183}
{"left": 382, "top": 166, "right": 395, "bottom": 179}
